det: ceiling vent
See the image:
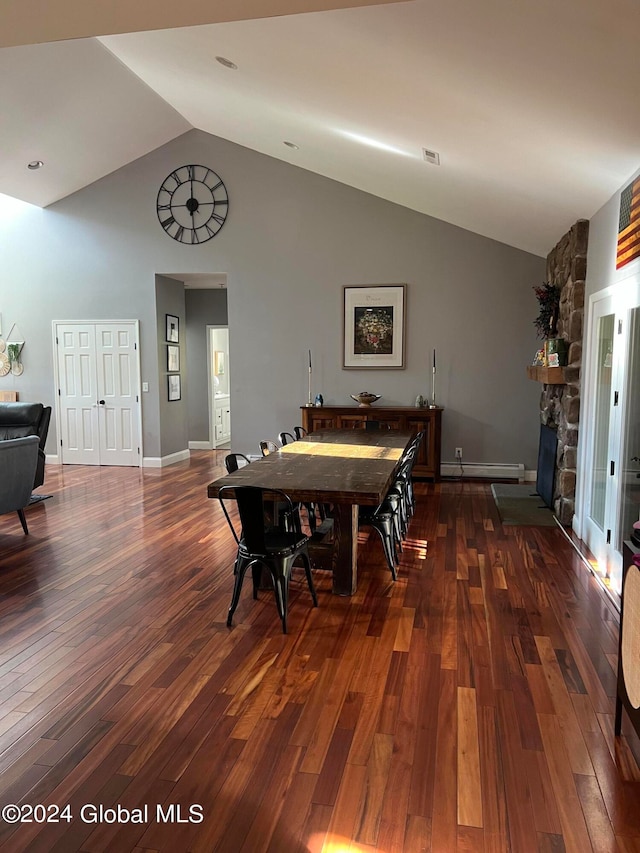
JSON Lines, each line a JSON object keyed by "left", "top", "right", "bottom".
{"left": 422, "top": 148, "right": 440, "bottom": 166}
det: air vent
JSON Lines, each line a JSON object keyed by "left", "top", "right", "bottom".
{"left": 422, "top": 148, "right": 440, "bottom": 166}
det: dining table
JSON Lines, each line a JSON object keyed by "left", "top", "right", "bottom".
{"left": 207, "top": 428, "right": 415, "bottom": 595}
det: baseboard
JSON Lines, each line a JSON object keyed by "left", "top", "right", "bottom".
{"left": 45, "top": 453, "right": 61, "bottom": 465}
{"left": 189, "top": 441, "right": 212, "bottom": 450}
{"left": 143, "top": 449, "right": 191, "bottom": 468}
{"left": 441, "top": 461, "right": 526, "bottom": 481}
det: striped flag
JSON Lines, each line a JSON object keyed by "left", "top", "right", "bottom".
{"left": 617, "top": 177, "right": 640, "bottom": 269}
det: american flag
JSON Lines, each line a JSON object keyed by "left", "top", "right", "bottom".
{"left": 616, "top": 177, "right": 640, "bottom": 269}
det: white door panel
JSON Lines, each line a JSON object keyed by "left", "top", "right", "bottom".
{"left": 55, "top": 321, "right": 141, "bottom": 466}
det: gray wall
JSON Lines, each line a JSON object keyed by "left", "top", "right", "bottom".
{"left": 1, "top": 128, "right": 545, "bottom": 467}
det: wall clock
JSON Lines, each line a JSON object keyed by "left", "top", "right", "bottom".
{"left": 156, "top": 165, "right": 229, "bottom": 244}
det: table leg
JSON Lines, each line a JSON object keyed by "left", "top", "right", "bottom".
{"left": 332, "top": 503, "right": 358, "bottom": 595}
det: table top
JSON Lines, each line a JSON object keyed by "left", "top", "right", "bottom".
{"left": 207, "top": 429, "right": 413, "bottom": 505}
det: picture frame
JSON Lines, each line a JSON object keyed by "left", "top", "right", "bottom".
{"left": 166, "top": 314, "right": 179, "bottom": 343}
{"left": 168, "top": 373, "right": 181, "bottom": 401}
{"left": 167, "top": 345, "right": 180, "bottom": 372}
{"left": 214, "top": 350, "right": 225, "bottom": 375}
{"left": 343, "top": 284, "right": 406, "bottom": 369}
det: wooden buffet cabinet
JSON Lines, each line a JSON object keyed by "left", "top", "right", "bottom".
{"left": 300, "top": 405, "right": 442, "bottom": 481}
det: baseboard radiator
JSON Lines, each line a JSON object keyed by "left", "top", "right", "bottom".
{"left": 440, "top": 462, "right": 525, "bottom": 481}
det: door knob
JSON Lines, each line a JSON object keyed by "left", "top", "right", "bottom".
{"left": 98, "top": 399, "right": 105, "bottom": 405}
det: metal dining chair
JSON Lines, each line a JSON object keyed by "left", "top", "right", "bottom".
{"left": 259, "top": 440, "right": 279, "bottom": 456}
{"left": 219, "top": 485, "right": 318, "bottom": 633}
{"left": 278, "top": 431, "right": 296, "bottom": 446}
{"left": 293, "top": 426, "right": 308, "bottom": 440}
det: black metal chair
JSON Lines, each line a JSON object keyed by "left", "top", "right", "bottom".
{"left": 224, "top": 452, "right": 251, "bottom": 474}
{"left": 358, "top": 498, "right": 399, "bottom": 580}
{"left": 219, "top": 486, "right": 318, "bottom": 633}
{"left": 259, "top": 440, "right": 279, "bottom": 456}
{"left": 293, "top": 426, "right": 308, "bottom": 440}
{"left": 278, "top": 431, "right": 296, "bottom": 446}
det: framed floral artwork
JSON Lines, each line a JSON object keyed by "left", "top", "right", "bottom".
{"left": 343, "top": 284, "right": 406, "bottom": 369}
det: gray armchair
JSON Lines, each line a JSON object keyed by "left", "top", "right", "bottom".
{"left": 0, "top": 435, "right": 40, "bottom": 534}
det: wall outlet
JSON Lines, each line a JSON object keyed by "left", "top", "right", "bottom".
{"left": 455, "top": 447, "right": 463, "bottom": 459}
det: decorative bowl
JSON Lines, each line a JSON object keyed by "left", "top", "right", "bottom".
{"left": 351, "top": 392, "right": 381, "bottom": 407}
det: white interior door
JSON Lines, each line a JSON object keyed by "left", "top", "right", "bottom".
{"left": 55, "top": 321, "right": 141, "bottom": 466}
{"left": 581, "top": 279, "right": 640, "bottom": 591}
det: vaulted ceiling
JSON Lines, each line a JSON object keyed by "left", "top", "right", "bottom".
{"left": 2, "top": 0, "right": 639, "bottom": 256}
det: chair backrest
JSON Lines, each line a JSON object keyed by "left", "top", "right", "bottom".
{"left": 293, "top": 426, "right": 308, "bottom": 440}
{"left": 0, "top": 435, "right": 39, "bottom": 515}
{"left": 259, "top": 440, "right": 279, "bottom": 456}
{"left": 219, "top": 485, "right": 294, "bottom": 554}
{"left": 278, "top": 431, "right": 296, "bottom": 446}
{"left": 224, "top": 453, "right": 251, "bottom": 474}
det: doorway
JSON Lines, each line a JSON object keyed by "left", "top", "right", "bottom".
{"left": 579, "top": 280, "right": 640, "bottom": 591}
{"left": 208, "top": 326, "right": 231, "bottom": 448}
{"left": 53, "top": 321, "right": 142, "bottom": 465}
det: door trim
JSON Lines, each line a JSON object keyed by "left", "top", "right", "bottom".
{"left": 52, "top": 319, "right": 143, "bottom": 467}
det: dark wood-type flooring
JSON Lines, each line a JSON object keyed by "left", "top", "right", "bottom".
{"left": 0, "top": 452, "right": 638, "bottom": 852}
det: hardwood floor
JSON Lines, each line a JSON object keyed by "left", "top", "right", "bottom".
{"left": 0, "top": 452, "right": 638, "bottom": 852}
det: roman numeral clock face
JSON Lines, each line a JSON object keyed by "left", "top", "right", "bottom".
{"left": 156, "top": 165, "right": 229, "bottom": 244}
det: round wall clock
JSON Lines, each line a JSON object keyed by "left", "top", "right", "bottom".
{"left": 156, "top": 165, "right": 229, "bottom": 244}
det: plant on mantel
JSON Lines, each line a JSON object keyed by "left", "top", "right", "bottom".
{"left": 533, "top": 281, "right": 561, "bottom": 339}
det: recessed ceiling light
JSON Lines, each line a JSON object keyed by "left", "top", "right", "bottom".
{"left": 27, "top": 160, "right": 44, "bottom": 170}
{"left": 283, "top": 141, "right": 299, "bottom": 150}
{"left": 215, "top": 56, "right": 237, "bottom": 70}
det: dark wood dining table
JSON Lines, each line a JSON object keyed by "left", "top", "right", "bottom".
{"left": 207, "top": 428, "right": 415, "bottom": 595}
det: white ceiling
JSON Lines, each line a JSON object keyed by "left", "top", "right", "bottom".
{"left": 2, "top": 0, "right": 640, "bottom": 256}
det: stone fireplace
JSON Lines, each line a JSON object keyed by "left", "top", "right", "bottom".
{"left": 536, "top": 219, "right": 588, "bottom": 525}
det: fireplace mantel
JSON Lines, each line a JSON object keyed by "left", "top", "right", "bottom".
{"left": 526, "top": 365, "right": 566, "bottom": 385}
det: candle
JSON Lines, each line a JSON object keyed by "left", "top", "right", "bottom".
{"left": 433, "top": 348, "right": 436, "bottom": 371}
{"left": 309, "top": 349, "right": 312, "bottom": 370}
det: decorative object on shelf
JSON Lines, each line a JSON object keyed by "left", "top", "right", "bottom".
{"left": 415, "top": 394, "right": 426, "bottom": 407}
{"left": 157, "top": 165, "right": 229, "bottom": 244}
{"left": 306, "top": 349, "right": 313, "bottom": 406}
{"left": 545, "top": 337, "right": 568, "bottom": 368}
{"left": 166, "top": 314, "right": 179, "bottom": 343}
{"left": 168, "top": 374, "right": 181, "bottom": 401}
{"left": 314, "top": 393, "right": 324, "bottom": 406}
{"left": 532, "top": 348, "right": 546, "bottom": 367}
{"left": 343, "top": 284, "right": 406, "bottom": 369}
{"left": 167, "top": 345, "right": 179, "bottom": 372}
{"left": 428, "top": 348, "right": 438, "bottom": 409}
{"left": 350, "top": 392, "right": 381, "bottom": 407}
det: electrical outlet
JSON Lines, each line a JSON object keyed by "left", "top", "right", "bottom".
{"left": 455, "top": 447, "right": 463, "bottom": 459}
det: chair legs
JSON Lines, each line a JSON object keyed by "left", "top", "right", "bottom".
{"left": 227, "top": 551, "right": 317, "bottom": 634}
{"left": 17, "top": 508, "right": 29, "bottom": 535}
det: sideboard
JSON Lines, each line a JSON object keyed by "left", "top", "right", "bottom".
{"left": 300, "top": 405, "right": 442, "bottom": 481}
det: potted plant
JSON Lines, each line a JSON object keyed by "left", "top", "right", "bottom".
{"left": 533, "top": 283, "right": 566, "bottom": 366}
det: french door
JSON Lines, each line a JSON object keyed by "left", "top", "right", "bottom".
{"left": 53, "top": 321, "right": 142, "bottom": 466}
{"left": 582, "top": 283, "right": 640, "bottom": 591}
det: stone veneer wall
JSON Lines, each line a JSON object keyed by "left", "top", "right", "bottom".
{"left": 539, "top": 219, "right": 588, "bottom": 525}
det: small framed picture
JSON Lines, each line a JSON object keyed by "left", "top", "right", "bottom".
{"left": 166, "top": 314, "right": 179, "bottom": 343}
{"left": 167, "top": 345, "right": 180, "bottom": 372}
{"left": 168, "top": 374, "right": 181, "bottom": 401}
{"left": 214, "top": 350, "right": 225, "bottom": 375}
